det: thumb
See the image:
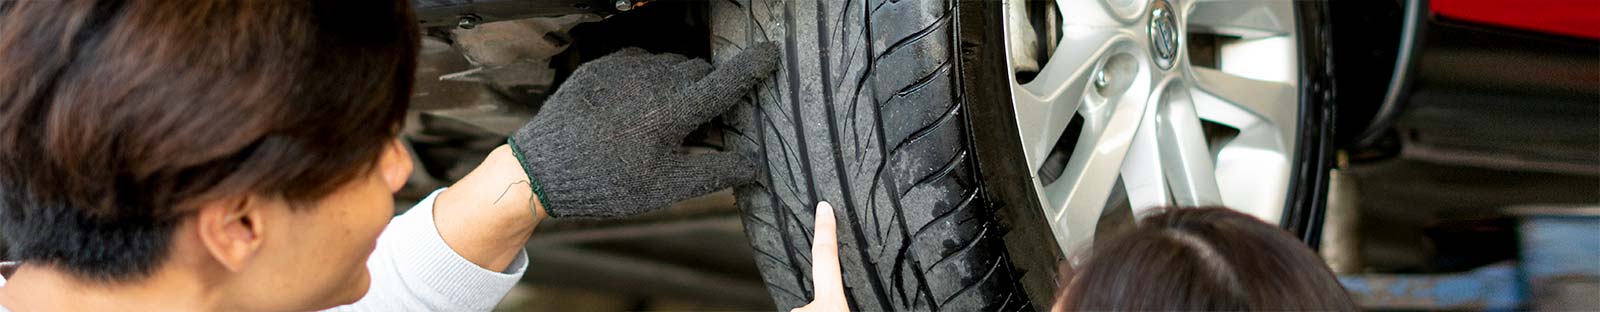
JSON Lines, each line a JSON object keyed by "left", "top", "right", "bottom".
{"left": 661, "top": 152, "right": 759, "bottom": 201}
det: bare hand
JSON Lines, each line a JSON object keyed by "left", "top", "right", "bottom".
{"left": 792, "top": 201, "right": 849, "bottom": 312}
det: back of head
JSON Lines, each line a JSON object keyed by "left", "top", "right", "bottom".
{"left": 0, "top": 0, "right": 417, "bottom": 281}
{"left": 1058, "top": 207, "right": 1356, "bottom": 311}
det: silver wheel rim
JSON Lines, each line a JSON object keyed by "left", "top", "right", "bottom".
{"left": 1001, "top": 0, "right": 1302, "bottom": 256}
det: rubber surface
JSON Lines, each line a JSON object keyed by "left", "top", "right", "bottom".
{"left": 1283, "top": 1, "right": 1335, "bottom": 248}
{"left": 710, "top": 0, "right": 1031, "bottom": 310}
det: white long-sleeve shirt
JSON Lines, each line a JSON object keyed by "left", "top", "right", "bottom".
{"left": 0, "top": 188, "right": 527, "bottom": 311}
{"left": 330, "top": 188, "right": 528, "bottom": 311}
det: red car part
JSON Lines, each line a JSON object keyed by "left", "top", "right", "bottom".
{"left": 1432, "top": 0, "right": 1600, "bottom": 39}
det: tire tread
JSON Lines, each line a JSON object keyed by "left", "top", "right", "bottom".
{"left": 712, "top": 0, "right": 1031, "bottom": 310}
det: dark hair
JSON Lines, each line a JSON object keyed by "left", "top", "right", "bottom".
{"left": 0, "top": 0, "right": 417, "bottom": 281}
{"left": 1057, "top": 207, "right": 1356, "bottom": 311}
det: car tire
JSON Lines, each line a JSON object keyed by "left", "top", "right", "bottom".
{"left": 711, "top": 0, "right": 1335, "bottom": 310}
{"left": 709, "top": 0, "right": 1033, "bottom": 310}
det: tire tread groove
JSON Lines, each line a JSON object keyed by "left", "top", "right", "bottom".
{"left": 715, "top": 0, "right": 1030, "bottom": 310}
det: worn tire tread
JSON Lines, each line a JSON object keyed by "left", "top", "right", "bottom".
{"left": 712, "top": 0, "right": 1031, "bottom": 310}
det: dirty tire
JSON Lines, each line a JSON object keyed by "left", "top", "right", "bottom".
{"left": 711, "top": 0, "right": 1031, "bottom": 310}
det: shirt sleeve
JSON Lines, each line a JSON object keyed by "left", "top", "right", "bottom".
{"left": 326, "top": 188, "right": 529, "bottom": 312}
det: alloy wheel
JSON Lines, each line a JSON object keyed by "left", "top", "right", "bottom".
{"left": 1001, "top": 0, "right": 1303, "bottom": 256}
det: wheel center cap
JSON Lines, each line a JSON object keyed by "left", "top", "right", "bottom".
{"left": 1148, "top": 0, "right": 1179, "bottom": 69}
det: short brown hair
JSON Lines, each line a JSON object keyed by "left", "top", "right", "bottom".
{"left": 1057, "top": 207, "right": 1356, "bottom": 310}
{"left": 0, "top": 0, "right": 417, "bottom": 280}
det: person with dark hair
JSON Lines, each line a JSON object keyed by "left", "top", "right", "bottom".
{"left": 795, "top": 206, "right": 1358, "bottom": 311}
{"left": 0, "top": 0, "right": 777, "bottom": 310}
{"left": 1052, "top": 207, "right": 1358, "bottom": 311}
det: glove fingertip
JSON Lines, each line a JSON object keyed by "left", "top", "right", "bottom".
{"left": 741, "top": 42, "right": 782, "bottom": 74}
{"left": 715, "top": 42, "right": 780, "bottom": 81}
{"left": 730, "top": 154, "right": 761, "bottom": 184}
{"left": 683, "top": 43, "right": 781, "bottom": 110}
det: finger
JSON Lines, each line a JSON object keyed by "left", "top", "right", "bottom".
{"left": 662, "top": 152, "right": 759, "bottom": 201}
{"left": 674, "top": 42, "right": 781, "bottom": 123}
{"left": 672, "top": 58, "right": 714, "bottom": 89}
{"left": 808, "top": 201, "right": 846, "bottom": 304}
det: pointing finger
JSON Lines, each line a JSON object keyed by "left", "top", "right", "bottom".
{"left": 808, "top": 201, "right": 846, "bottom": 305}
{"left": 674, "top": 42, "right": 780, "bottom": 123}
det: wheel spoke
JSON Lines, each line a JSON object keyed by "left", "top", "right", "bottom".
{"left": 1039, "top": 84, "right": 1148, "bottom": 252}
{"left": 1010, "top": 84, "right": 1075, "bottom": 173}
{"left": 1213, "top": 125, "right": 1291, "bottom": 223}
{"left": 1024, "top": 28, "right": 1122, "bottom": 97}
{"left": 1013, "top": 29, "right": 1123, "bottom": 172}
{"left": 1156, "top": 82, "right": 1223, "bottom": 206}
{"left": 1056, "top": 0, "right": 1142, "bottom": 27}
{"left": 1190, "top": 66, "right": 1296, "bottom": 147}
{"left": 1185, "top": 0, "right": 1296, "bottom": 38}
{"left": 1189, "top": 71, "right": 1295, "bottom": 223}
{"left": 1189, "top": 82, "right": 1260, "bottom": 131}
{"left": 1119, "top": 91, "right": 1172, "bottom": 214}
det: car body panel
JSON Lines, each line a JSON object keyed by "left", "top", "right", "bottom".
{"left": 1432, "top": 0, "right": 1600, "bottom": 40}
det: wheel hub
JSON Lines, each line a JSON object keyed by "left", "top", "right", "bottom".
{"left": 1147, "top": 0, "right": 1179, "bottom": 69}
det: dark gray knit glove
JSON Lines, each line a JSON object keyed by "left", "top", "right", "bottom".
{"left": 509, "top": 44, "right": 779, "bottom": 219}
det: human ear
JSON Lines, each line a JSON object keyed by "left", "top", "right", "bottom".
{"left": 195, "top": 195, "right": 267, "bottom": 272}
{"left": 380, "top": 138, "right": 413, "bottom": 192}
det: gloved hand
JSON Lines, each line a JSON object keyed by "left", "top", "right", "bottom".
{"left": 509, "top": 43, "right": 779, "bottom": 219}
